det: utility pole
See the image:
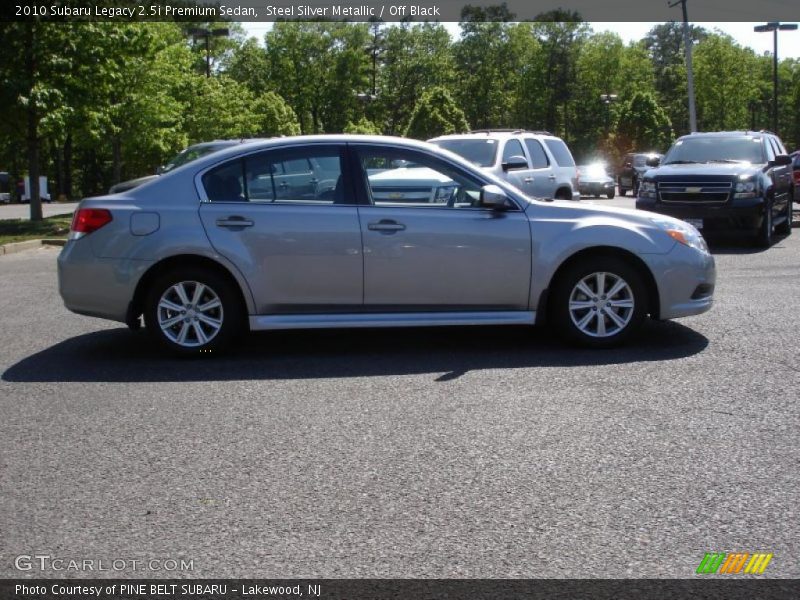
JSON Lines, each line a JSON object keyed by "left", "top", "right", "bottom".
{"left": 669, "top": 0, "right": 697, "bottom": 132}
{"left": 754, "top": 22, "right": 798, "bottom": 134}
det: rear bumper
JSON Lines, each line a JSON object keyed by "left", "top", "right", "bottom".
{"left": 579, "top": 181, "right": 614, "bottom": 195}
{"left": 636, "top": 197, "right": 765, "bottom": 232}
{"left": 57, "top": 238, "right": 150, "bottom": 323}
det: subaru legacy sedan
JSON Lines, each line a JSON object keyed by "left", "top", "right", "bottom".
{"left": 58, "top": 135, "right": 715, "bottom": 355}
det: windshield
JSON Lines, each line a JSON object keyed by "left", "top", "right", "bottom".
{"left": 431, "top": 139, "right": 499, "bottom": 167}
{"left": 664, "top": 137, "right": 765, "bottom": 165}
{"left": 162, "top": 142, "right": 236, "bottom": 173}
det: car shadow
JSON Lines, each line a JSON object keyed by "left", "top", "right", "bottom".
{"left": 3, "top": 320, "right": 708, "bottom": 384}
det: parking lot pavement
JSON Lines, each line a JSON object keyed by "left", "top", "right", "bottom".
{"left": 0, "top": 202, "right": 78, "bottom": 220}
{"left": 1, "top": 239, "right": 798, "bottom": 578}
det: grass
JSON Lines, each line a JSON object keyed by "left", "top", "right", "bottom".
{"left": 0, "top": 214, "right": 72, "bottom": 245}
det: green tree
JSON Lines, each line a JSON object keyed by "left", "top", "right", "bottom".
{"left": 616, "top": 91, "right": 673, "bottom": 153}
{"left": 404, "top": 87, "right": 470, "bottom": 139}
{"left": 343, "top": 117, "right": 381, "bottom": 135}
{"left": 253, "top": 91, "right": 301, "bottom": 137}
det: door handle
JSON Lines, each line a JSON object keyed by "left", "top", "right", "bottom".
{"left": 216, "top": 216, "right": 254, "bottom": 228}
{"left": 523, "top": 177, "right": 534, "bottom": 183}
{"left": 548, "top": 174, "right": 557, "bottom": 180}
{"left": 368, "top": 220, "right": 406, "bottom": 232}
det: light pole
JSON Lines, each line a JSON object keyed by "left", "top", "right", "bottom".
{"left": 754, "top": 22, "right": 797, "bottom": 134}
{"left": 669, "top": 0, "right": 697, "bottom": 132}
{"left": 600, "top": 93, "right": 618, "bottom": 135}
{"left": 188, "top": 27, "right": 230, "bottom": 77}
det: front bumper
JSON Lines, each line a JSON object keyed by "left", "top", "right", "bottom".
{"left": 642, "top": 242, "right": 715, "bottom": 320}
{"left": 636, "top": 196, "right": 765, "bottom": 233}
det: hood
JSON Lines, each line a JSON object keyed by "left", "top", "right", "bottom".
{"left": 527, "top": 198, "right": 689, "bottom": 231}
{"left": 647, "top": 162, "right": 762, "bottom": 179}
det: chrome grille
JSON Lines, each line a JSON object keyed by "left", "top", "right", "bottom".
{"left": 658, "top": 181, "right": 732, "bottom": 204}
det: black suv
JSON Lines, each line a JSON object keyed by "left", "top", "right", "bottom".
{"left": 636, "top": 131, "right": 794, "bottom": 247}
{"left": 618, "top": 152, "right": 662, "bottom": 196}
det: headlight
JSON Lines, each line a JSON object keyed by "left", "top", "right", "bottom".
{"left": 639, "top": 180, "right": 657, "bottom": 198}
{"left": 734, "top": 178, "right": 758, "bottom": 198}
{"left": 651, "top": 218, "right": 709, "bottom": 254}
{"left": 435, "top": 185, "right": 457, "bottom": 202}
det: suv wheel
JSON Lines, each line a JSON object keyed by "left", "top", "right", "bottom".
{"left": 551, "top": 257, "right": 647, "bottom": 348}
{"left": 606, "top": 189, "right": 615, "bottom": 199}
{"left": 145, "top": 268, "right": 243, "bottom": 355}
{"left": 775, "top": 196, "right": 792, "bottom": 236}
{"left": 756, "top": 201, "right": 774, "bottom": 248}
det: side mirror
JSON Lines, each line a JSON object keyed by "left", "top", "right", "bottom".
{"left": 480, "top": 184, "right": 510, "bottom": 209}
{"left": 773, "top": 154, "right": 792, "bottom": 166}
{"left": 502, "top": 156, "right": 529, "bottom": 171}
{"left": 645, "top": 156, "right": 661, "bottom": 167}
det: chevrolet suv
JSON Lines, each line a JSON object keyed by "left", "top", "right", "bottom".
{"left": 636, "top": 131, "right": 794, "bottom": 247}
{"left": 428, "top": 130, "right": 580, "bottom": 200}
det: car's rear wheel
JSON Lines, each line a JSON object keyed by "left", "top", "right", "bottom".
{"left": 619, "top": 187, "right": 627, "bottom": 196}
{"left": 775, "top": 196, "right": 792, "bottom": 235}
{"left": 145, "top": 268, "right": 243, "bottom": 355}
{"left": 606, "top": 189, "right": 615, "bottom": 199}
{"left": 551, "top": 257, "right": 647, "bottom": 348}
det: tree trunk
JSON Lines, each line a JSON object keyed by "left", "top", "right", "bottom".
{"left": 25, "top": 22, "right": 42, "bottom": 221}
{"left": 64, "top": 134, "right": 73, "bottom": 200}
{"left": 112, "top": 135, "right": 122, "bottom": 184}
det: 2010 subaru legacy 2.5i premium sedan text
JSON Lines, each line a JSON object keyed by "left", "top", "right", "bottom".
{"left": 58, "top": 135, "right": 715, "bottom": 355}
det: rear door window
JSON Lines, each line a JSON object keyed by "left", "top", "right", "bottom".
{"left": 543, "top": 139, "right": 576, "bottom": 167}
{"left": 502, "top": 139, "right": 527, "bottom": 165}
{"left": 524, "top": 140, "right": 550, "bottom": 169}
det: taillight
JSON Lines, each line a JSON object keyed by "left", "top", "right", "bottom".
{"left": 69, "top": 208, "right": 113, "bottom": 240}
{"left": 793, "top": 170, "right": 800, "bottom": 186}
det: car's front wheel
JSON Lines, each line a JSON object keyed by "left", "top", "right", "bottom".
{"left": 144, "top": 268, "right": 243, "bottom": 355}
{"left": 756, "top": 200, "right": 774, "bottom": 248}
{"left": 775, "top": 196, "right": 793, "bottom": 236}
{"left": 551, "top": 257, "right": 647, "bottom": 348}
{"left": 606, "top": 189, "right": 615, "bottom": 199}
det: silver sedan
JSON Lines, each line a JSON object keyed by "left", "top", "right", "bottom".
{"left": 58, "top": 135, "right": 715, "bottom": 355}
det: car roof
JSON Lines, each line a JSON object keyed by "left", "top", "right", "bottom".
{"left": 679, "top": 131, "right": 771, "bottom": 140}
{"left": 429, "top": 130, "right": 562, "bottom": 142}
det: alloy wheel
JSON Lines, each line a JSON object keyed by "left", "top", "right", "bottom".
{"left": 157, "top": 281, "right": 224, "bottom": 348}
{"left": 568, "top": 271, "right": 635, "bottom": 338}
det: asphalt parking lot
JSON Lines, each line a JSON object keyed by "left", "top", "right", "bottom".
{"left": 1, "top": 231, "right": 798, "bottom": 579}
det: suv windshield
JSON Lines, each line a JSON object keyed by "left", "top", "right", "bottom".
{"left": 162, "top": 142, "right": 236, "bottom": 173}
{"left": 432, "top": 139, "right": 499, "bottom": 167}
{"left": 664, "top": 136, "right": 765, "bottom": 165}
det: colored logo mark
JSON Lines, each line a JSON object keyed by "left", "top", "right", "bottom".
{"left": 696, "top": 552, "right": 773, "bottom": 575}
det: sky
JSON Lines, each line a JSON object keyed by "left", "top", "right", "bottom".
{"left": 240, "top": 21, "right": 800, "bottom": 59}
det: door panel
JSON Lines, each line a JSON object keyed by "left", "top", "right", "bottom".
{"left": 198, "top": 145, "right": 363, "bottom": 314}
{"left": 358, "top": 206, "right": 532, "bottom": 309}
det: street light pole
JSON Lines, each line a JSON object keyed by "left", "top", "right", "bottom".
{"left": 599, "top": 93, "right": 618, "bottom": 136}
{"left": 187, "top": 27, "right": 230, "bottom": 77}
{"left": 669, "top": 0, "right": 697, "bottom": 133}
{"left": 754, "top": 22, "right": 797, "bottom": 134}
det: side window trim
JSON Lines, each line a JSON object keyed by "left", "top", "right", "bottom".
{"left": 349, "top": 143, "right": 522, "bottom": 211}
{"left": 198, "top": 144, "right": 356, "bottom": 206}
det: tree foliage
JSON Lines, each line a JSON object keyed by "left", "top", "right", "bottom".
{"left": 404, "top": 87, "right": 470, "bottom": 140}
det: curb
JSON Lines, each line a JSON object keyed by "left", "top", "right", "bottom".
{"left": 0, "top": 239, "right": 65, "bottom": 255}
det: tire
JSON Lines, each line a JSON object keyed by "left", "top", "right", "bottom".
{"left": 606, "top": 190, "right": 615, "bottom": 199}
{"left": 144, "top": 267, "right": 244, "bottom": 356}
{"left": 619, "top": 188, "right": 627, "bottom": 196}
{"left": 775, "top": 196, "right": 792, "bottom": 236}
{"left": 555, "top": 188, "right": 572, "bottom": 201}
{"left": 755, "top": 200, "right": 774, "bottom": 248}
{"left": 551, "top": 257, "right": 647, "bottom": 348}
{"left": 632, "top": 178, "right": 639, "bottom": 197}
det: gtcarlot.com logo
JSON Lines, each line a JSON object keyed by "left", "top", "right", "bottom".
{"left": 14, "top": 554, "right": 194, "bottom": 572}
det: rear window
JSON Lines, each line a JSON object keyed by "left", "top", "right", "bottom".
{"left": 432, "top": 139, "right": 498, "bottom": 167}
{"left": 543, "top": 139, "right": 575, "bottom": 167}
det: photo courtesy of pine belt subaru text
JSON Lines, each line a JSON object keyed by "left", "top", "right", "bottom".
{"left": 58, "top": 135, "right": 715, "bottom": 355}
{"left": 635, "top": 131, "right": 794, "bottom": 248}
